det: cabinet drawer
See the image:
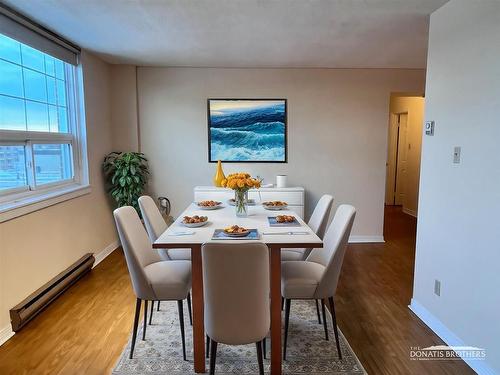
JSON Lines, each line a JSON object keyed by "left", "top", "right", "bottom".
{"left": 194, "top": 191, "right": 234, "bottom": 202}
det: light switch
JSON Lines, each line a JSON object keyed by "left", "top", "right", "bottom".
{"left": 425, "top": 121, "right": 435, "bottom": 136}
{"left": 453, "top": 146, "right": 461, "bottom": 164}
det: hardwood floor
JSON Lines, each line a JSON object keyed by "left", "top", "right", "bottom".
{"left": 335, "top": 206, "right": 474, "bottom": 374}
{"left": 0, "top": 206, "right": 474, "bottom": 374}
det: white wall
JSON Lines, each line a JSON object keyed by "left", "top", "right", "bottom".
{"left": 412, "top": 1, "right": 500, "bottom": 373}
{"left": 137, "top": 67, "right": 425, "bottom": 240}
{"left": 0, "top": 52, "right": 118, "bottom": 339}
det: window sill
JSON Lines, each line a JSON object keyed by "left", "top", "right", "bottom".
{"left": 0, "top": 184, "right": 91, "bottom": 223}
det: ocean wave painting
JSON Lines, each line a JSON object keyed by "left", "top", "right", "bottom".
{"left": 208, "top": 99, "right": 287, "bottom": 162}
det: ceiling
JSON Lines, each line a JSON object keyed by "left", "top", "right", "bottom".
{"left": 4, "top": 0, "right": 448, "bottom": 68}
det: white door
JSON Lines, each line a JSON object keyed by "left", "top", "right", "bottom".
{"left": 395, "top": 113, "right": 408, "bottom": 205}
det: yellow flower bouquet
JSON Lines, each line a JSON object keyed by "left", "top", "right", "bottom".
{"left": 221, "top": 173, "right": 261, "bottom": 216}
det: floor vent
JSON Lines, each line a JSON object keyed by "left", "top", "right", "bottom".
{"left": 10, "top": 253, "right": 95, "bottom": 332}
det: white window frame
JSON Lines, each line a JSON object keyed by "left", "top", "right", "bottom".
{"left": 0, "top": 63, "right": 90, "bottom": 222}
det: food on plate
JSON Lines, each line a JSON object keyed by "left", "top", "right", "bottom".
{"left": 182, "top": 215, "right": 208, "bottom": 224}
{"left": 197, "top": 200, "right": 221, "bottom": 207}
{"left": 263, "top": 200, "right": 288, "bottom": 207}
{"left": 223, "top": 225, "right": 249, "bottom": 234}
{"left": 276, "top": 215, "right": 295, "bottom": 223}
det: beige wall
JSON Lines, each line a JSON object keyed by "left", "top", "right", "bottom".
{"left": 387, "top": 95, "right": 424, "bottom": 215}
{"left": 0, "top": 51, "right": 117, "bottom": 331}
{"left": 136, "top": 67, "right": 425, "bottom": 240}
{"left": 110, "top": 65, "right": 139, "bottom": 152}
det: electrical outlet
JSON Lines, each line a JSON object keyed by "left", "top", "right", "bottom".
{"left": 434, "top": 279, "right": 441, "bottom": 296}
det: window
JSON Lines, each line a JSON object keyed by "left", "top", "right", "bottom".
{"left": 0, "top": 26, "right": 88, "bottom": 220}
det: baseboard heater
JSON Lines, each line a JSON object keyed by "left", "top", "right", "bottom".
{"left": 10, "top": 253, "right": 95, "bottom": 332}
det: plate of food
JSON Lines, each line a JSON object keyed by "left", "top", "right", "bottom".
{"left": 181, "top": 215, "right": 209, "bottom": 227}
{"left": 223, "top": 225, "right": 251, "bottom": 237}
{"left": 268, "top": 215, "right": 301, "bottom": 227}
{"left": 228, "top": 198, "right": 256, "bottom": 206}
{"left": 262, "top": 201, "right": 288, "bottom": 211}
{"left": 195, "top": 200, "right": 223, "bottom": 210}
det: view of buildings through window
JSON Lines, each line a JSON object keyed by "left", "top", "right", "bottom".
{"left": 0, "top": 33, "right": 74, "bottom": 192}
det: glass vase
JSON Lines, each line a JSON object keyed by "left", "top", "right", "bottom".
{"left": 234, "top": 190, "right": 248, "bottom": 217}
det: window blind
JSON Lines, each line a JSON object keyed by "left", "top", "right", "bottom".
{"left": 0, "top": 4, "right": 80, "bottom": 65}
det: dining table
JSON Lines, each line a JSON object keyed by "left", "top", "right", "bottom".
{"left": 153, "top": 202, "right": 323, "bottom": 375}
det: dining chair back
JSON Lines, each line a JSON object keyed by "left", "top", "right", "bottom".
{"left": 308, "top": 194, "right": 334, "bottom": 239}
{"left": 114, "top": 206, "right": 162, "bottom": 301}
{"left": 202, "top": 242, "right": 269, "bottom": 374}
{"left": 307, "top": 204, "right": 356, "bottom": 298}
{"left": 138, "top": 195, "right": 168, "bottom": 242}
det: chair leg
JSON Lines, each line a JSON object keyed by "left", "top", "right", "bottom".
{"left": 256, "top": 341, "right": 264, "bottom": 375}
{"left": 149, "top": 300, "right": 155, "bottom": 325}
{"left": 328, "top": 297, "right": 342, "bottom": 360}
{"left": 157, "top": 301, "right": 160, "bottom": 311}
{"left": 129, "top": 298, "right": 142, "bottom": 359}
{"left": 263, "top": 337, "right": 266, "bottom": 359}
{"left": 321, "top": 299, "right": 329, "bottom": 341}
{"left": 142, "top": 300, "right": 148, "bottom": 340}
{"left": 283, "top": 299, "right": 291, "bottom": 360}
{"left": 206, "top": 334, "right": 210, "bottom": 358}
{"left": 209, "top": 339, "right": 218, "bottom": 375}
{"left": 316, "top": 299, "right": 322, "bottom": 324}
{"left": 177, "top": 300, "right": 187, "bottom": 360}
{"left": 281, "top": 297, "right": 284, "bottom": 311}
{"left": 187, "top": 292, "right": 193, "bottom": 326}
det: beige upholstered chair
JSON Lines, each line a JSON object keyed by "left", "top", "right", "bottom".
{"left": 202, "top": 242, "right": 270, "bottom": 375}
{"left": 281, "top": 194, "right": 333, "bottom": 261}
{"left": 113, "top": 206, "right": 192, "bottom": 360}
{"left": 281, "top": 204, "right": 356, "bottom": 360}
{"left": 138, "top": 195, "right": 191, "bottom": 261}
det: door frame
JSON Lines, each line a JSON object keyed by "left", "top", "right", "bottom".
{"left": 386, "top": 111, "right": 408, "bottom": 205}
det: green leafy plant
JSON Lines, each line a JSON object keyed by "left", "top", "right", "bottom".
{"left": 103, "top": 152, "right": 149, "bottom": 213}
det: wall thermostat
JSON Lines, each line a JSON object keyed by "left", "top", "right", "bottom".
{"left": 425, "top": 121, "right": 435, "bottom": 136}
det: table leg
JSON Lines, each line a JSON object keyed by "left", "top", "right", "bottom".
{"left": 270, "top": 246, "right": 282, "bottom": 375}
{"left": 191, "top": 244, "right": 206, "bottom": 373}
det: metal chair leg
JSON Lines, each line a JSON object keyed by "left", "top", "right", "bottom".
{"left": 256, "top": 341, "right": 264, "bottom": 375}
{"left": 283, "top": 299, "right": 291, "bottom": 360}
{"left": 187, "top": 292, "right": 193, "bottom": 326}
{"left": 209, "top": 340, "right": 218, "bottom": 375}
{"left": 328, "top": 297, "right": 342, "bottom": 359}
{"left": 206, "top": 334, "right": 210, "bottom": 358}
{"left": 129, "top": 298, "right": 141, "bottom": 359}
{"left": 321, "top": 299, "right": 329, "bottom": 341}
{"left": 281, "top": 297, "right": 284, "bottom": 311}
{"left": 177, "top": 300, "right": 187, "bottom": 360}
{"left": 316, "top": 299, "right": 322, "bottom": 324}
{"left": 142, "top": 300, "right": 148, "bottom": 340}
{"left": 157, "top": 301, "right": 160, "bottom": 311}
{"left": 263, "top": 337, "right": 266, "bottom": 359}
{"left": 149, "top": 300, "right": 155, "bottom": 325}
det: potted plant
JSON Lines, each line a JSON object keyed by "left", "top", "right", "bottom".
{"left": 103, "top": 152, "right": 149, "bottom": 213}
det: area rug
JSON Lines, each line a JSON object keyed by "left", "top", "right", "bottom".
{"left": 113, "top": 300, "right": 366, "bottom": 374}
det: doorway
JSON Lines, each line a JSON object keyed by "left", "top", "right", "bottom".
{"left": 385, "top": 94, "right": 424, "bottom": 217}
{"left": 387, "top": 112, "right": 408, "bottom": 206}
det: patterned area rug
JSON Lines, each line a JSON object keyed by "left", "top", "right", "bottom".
{"left": 113, "top": 300, "right": 366, "bottom": 374}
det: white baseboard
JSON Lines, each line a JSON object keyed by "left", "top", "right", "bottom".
{"left": 349, "top": 235, "right": 385, "bottom": 243}
{"left": 0, "top": 325, "right": 14, "bottom": 347}
{"left": 409, "top": 298, "right": 497, "bottom": 375}
{"left": 93, "top": 240, "right": 119, "bottom": 268}
{"left": 402, "top": 207, "right": 417, "bottom": 217}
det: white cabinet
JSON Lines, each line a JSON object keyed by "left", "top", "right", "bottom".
{"left": 194, "top": 186, "right": 305, "bottom": 218}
